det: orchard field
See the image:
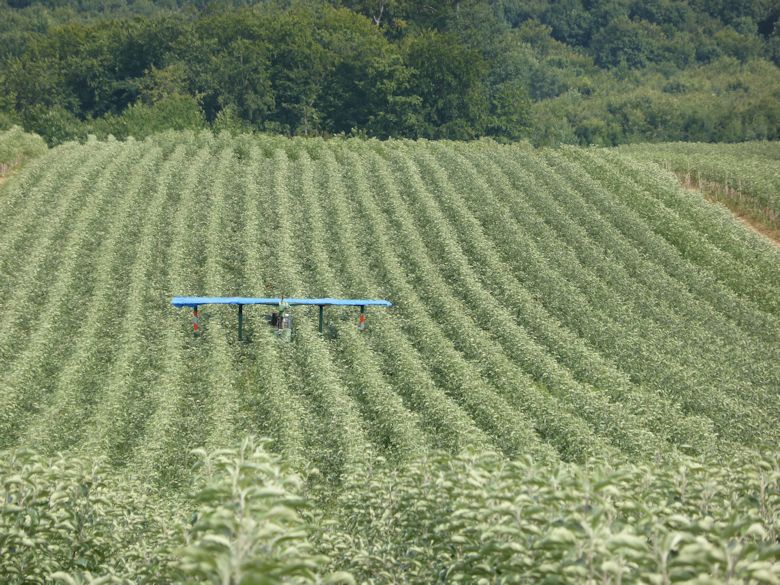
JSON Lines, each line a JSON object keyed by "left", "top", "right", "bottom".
{"left": 622, "top": 141, "right": 780, "bottom": 239}
{"left": 0, "top": 130, "right": 778, "bottom": 583}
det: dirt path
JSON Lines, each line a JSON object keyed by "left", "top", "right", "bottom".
{"left": 722, "top": 203, "right": 780, "bottom": 247}
{"left": 678, "top": 177, "right": 779, "bottom": 247}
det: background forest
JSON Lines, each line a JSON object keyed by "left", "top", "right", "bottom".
{"left": 1, "top": 0, "right": 779, "bottom": 145}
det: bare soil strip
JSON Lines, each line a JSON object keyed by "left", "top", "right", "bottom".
{"left": 676, "top": 173, "right": 779, "bottom": 247}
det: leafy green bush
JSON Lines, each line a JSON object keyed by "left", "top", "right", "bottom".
{"left": 0, "top": 126, "right": 47, "bottom": 175}
{"left": 318, "top": 450, "right": 780, "bottom": 583}
{"left": 2, "top": 438, "right": 779, "bottom": 583}
{"left": 0, "top": 448, "right": 176, "bottom": 583}
{"left": 0, "top": 439, "right": 346, "bottom": 584}
{"left": 178, "top": 438, "right": 346, "bottom": 585}
{"left": 19, "top": 106, "right": 88, "bottom": 147}
{"left": 89, "top": 95, "right": 206, "bottom": 141}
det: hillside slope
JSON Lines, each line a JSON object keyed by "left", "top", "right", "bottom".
{"left": 621, "top": 141, "right": 780, "bottom": 241}
{"left": 0, "top": 133, "right": 778, "bottom": 486}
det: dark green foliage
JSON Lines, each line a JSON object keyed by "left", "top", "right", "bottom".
{"left": 1, "top": 0, "right": 777, "bottom": 144}
{"left": 314, "top": 8, "right": 419, "bottom": 137}
{"left": 530, "top": 58, "right": 780, "bottom": 145}
{"left": 19, "top": 105, "right": 86, "bottom": 146}
{"left": 403, "top": 31, "right": 488, "bottom": 139}
{"left": 592, "top": 16, "right": 665, "bottom": 68}
{"left": 89, "top": 94, "right": 206, "bottom": 140}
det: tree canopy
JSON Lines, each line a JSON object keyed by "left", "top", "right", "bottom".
{"left": 0, "top": 0, "right": 778, "bottom": 144}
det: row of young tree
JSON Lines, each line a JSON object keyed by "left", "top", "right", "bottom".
{"left": 1, "top": 0, "right": 779, "bottom": 145}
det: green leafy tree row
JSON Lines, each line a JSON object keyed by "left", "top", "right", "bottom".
{"left": 2, "top": 439, "right": 779, "bottom": 583}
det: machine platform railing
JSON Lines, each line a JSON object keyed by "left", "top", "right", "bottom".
{"left": 171, "top": 296, "right": 392, "bottom": 340}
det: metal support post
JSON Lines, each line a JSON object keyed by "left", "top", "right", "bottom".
{"left": 358, "top": 305, "right": 366, "bottom": 332}
{"left": 238, "top": 304, "right": 244, "bottom": 341}
{"left": 193, "top": 306, "right": 199, "bottom": 337}
{"left": 318, "top": 305, "right": 324, "bottom": 334}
